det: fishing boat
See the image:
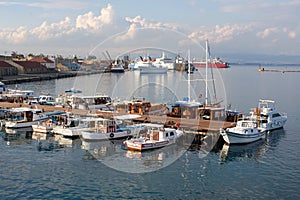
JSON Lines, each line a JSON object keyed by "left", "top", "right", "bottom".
{"left": 53, "top": 115, "right": 98, "bottom": 138}
{"left": 81, "top": 114, "right": 144, "bottom": 141}
{"left": 31, "top": 111, "right": 67, "bottom": 133}
{"left": 123, "top": 123, "right": 183, "bottom": 151}
{"left": 248, "top": 99, "right": 287, "bottom": 131}
{"left": 32, "top": 119, "right": 54, "bottom": 133}
{"left": 220, "top": 120, "right": 266, "bottom": 144}
{"left": 5, "top": 108, "right": 49, "bottom": 129}
{"left": 81, "top": 118, "right": 133, "bottom": 141}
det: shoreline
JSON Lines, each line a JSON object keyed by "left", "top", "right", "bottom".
{"left": 0, "top": 70, "right": 107, "bottom": 85}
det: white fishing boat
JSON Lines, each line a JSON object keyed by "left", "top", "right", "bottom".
{"left": 249, "top": 99, "right": 287, "bottom": 131}
{"left": 81, "top": 118, "right": 135, "bottom": 141}
{"left": 5, "top": 108, "right": 49, "bottom": 129}
{"left": 31, "top": 111, "right": 68, "bottom": 133}
{"left": 220, "top": 120, "right": 266, "bottom": 144}
{"left": 123, "top": 123, "right": 183, "bottom": 151}
{"left": 52, "top": 114, "right": 83, "bottom": 138}
{"left": 32, "top": 119, "right": 54, "bottom": 133}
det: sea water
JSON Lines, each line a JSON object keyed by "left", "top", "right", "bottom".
{"left": 1, "top": 65, "right": 299, "bottom": 199}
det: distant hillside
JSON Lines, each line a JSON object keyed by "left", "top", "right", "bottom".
{"left": 216, "top": 53, "right": 300, "bottom": 66}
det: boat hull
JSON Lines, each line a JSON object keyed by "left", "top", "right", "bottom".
{"left": 220, "top": 129, "right": 266, "bottom": 144}
{"left": 124, "top": 140, "right": 170, "bottom": 151}
{"left": 139, "top": 67, "right": 168, "bottom": 74}
{"left": 32, "top": 124, "right": 53, "bottom": 133}
{"left": 5, "top": 118, "right": 48, "bottom": 129}
{"left": 52, "top": 126, "right": 86, "bottom": 137}
{"left": 81, "top": 130, "right": 132, "bottom": 141}
{"left": 193, "top": 62, "right": 229, "bottom": 68}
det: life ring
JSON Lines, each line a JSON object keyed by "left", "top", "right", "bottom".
{"left": 110, "top": 133, "right": 114, "bottom": 138}
{"left": 127, "top": 130, "right": 131, "bottom": 134}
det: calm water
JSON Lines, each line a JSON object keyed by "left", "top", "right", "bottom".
{"left": 1, "top": 65, "right": 300, "bottom": 199}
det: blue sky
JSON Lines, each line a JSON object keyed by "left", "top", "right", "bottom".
{"left": 0, "top": 0, "right": 299, "bottom": 62}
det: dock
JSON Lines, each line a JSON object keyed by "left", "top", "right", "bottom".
{"left": 132, "top": 115, "right": 236, "bottom": 132}
{"left": 0, "top": 102, "right": 236, "bottom": 133}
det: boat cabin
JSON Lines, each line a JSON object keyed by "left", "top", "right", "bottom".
{"left": 70, "top": 95, "right": 112, "bottom": 110}
{"left": 145, "top": 126, "right": 177, "bottom": 141}
{"left": 96, "top": 118, "right": 117, "bottom": 133}
{"left": 6, "top": 108, "right": 43, "bottom": 122}
{"left": 198, "top": 107, "right": 227, "bottom": 121}
{"left": 114, "top": 97, "right": 161, "bottom": 115}
{"left": 168, "top": 100, "right": 203, "bottom": 119}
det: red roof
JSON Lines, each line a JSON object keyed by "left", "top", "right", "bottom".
{"left": 14, "top": 61, "right": 48, "bottom": 69}
{"left": 29, "top": 57, "right": 54, "bottom": 63}
{"left": 0, "top": 61, "right": 15, "bottom": 68}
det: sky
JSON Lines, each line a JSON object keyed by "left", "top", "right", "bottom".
{"left": 0, "top": 0, "right": 299, "bottom": 62}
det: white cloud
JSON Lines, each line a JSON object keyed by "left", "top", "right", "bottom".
{"left": 256, "top": 27, "right": 278, "bottom": 38}
{"left": 257, "top": 27, "right": 297, "bottom": 39}
{"left": 188, "top": 24, "right": 253, "bottom": 43}
{"left": 288, "top": 31, "right": 296, "bottom": 39}
{"left": 0, "top": 26, "right": 27, "bottom": 43}
{"left": 76, "top": 4, "right": 113, "bottom": 30}
{"left": 30, "top": 17, "right": 74, "bottom": 40}
{"left": 115, "top": 15, "right": 180, "bottom": 43}
{"left": 0, "top": 3, "right": 114, "bottom": 44}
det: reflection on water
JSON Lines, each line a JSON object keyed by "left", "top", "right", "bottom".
{"left": 219, "top": 139, "right": 266, "bottom": 162}
{"left": 1, "top": 129, "right": 32, "bottom": 146}
{"left": 81, "top": 138, "right": 188, "bottom": 173}
{"left": 219, "top": 129, "right": 285, "bottom": 163}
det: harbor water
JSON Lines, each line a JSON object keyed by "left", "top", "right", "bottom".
{"left": 1, "top": 65, "right": 300, "bottom": 199}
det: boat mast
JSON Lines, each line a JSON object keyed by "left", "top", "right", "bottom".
{"left": 205, "top": 40, "right": 208, "bottom": 105}
{"left": 188, "top": 49, "right": 191, "bottom": 102}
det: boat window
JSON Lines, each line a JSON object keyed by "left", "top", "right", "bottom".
{"left": 165, "top": 132, "right": 168, "bottom": 137}
{"left": 272, "top": 113, "right": 281, "bottom": 118}
{"left": 170, "top": 132, "right": 174, "bottom": 136}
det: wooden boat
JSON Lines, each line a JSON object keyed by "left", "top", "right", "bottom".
{"left": 220, "top": 120, "right": 266, "bottom": 144}
{"left": 123, "top": 123, "right": 183, "bottom": 151}
{"left": 113, "top": 97, "right": 168, "bottom": 116}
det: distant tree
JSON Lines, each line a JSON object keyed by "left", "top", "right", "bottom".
{"left": 28, "top": 53, "right": 34, "bottom": 57}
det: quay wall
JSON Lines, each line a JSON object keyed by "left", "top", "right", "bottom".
{"left": 0, "top": 70, "right": 106, "bottom": 85}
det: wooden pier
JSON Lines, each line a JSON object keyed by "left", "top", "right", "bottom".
{"left": 0, "top": 102, "right": 236, "bottom": 133}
